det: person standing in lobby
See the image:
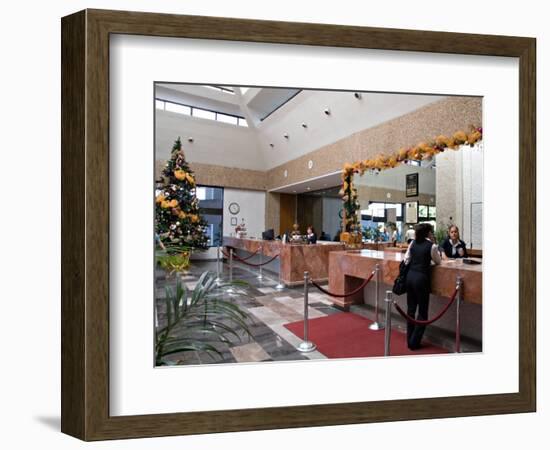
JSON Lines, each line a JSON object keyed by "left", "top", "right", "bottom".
{"left": 404, "top": 222, "right": 442, "bottom": 350}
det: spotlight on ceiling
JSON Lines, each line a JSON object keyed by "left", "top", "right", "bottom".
{"left": 323, "top": 108, "right": 331, "bottom": 115}
{"left": 283, "top": 133, "right": 289, "bottom": 139}
{"left": 269, "top": 143, "right": 274, "bottom": 148}
{"left": 187, "top": 137, "right": 194, "bottom": 143}
{"left": 354, "top": 92, "right": 362, "bottom": 99}
{"left": 301, "top": 122, "right": 308, "bottom": 128}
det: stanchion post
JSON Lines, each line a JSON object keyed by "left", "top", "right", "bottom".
{"left": 229, "top": 248, "right": 233, "bottom": 282}
{"left": 257, "top": 243, "right": 264, "bottom": 280}
{"left": 369, "top": 264, "right": 384, "bottom": 331}
{"left": 455, "top": 275, "right": 463, "bottom": 353}
{"left": 384, "top": 290, "right": 393, "bottom": 356}
{"left": 297, "top": 271, "right": 316, "bottom": 353}
{"left": 275, "top": 255, "right": 285, "bottom": 290}
{"left": 215, "top": 245, "right": 221, "bottom": 283}
{"left": 226, "top": 248, "right": 235, "bottom": 294}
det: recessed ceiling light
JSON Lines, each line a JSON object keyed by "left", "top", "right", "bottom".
{"left": 269, "top": 143, "right": 274, "bottom": 147}
{"left": 283, "top": 133, "right": 289, "bottom": 139}
{"left": 306, "top": 187, "right": 311, "bottom": 190}
{"left": 301, "top": 123, "right": 307, "bottom": 128}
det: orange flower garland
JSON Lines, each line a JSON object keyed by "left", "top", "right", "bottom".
{"left": 340, "top": 125, "right": 483, "bottom": 231}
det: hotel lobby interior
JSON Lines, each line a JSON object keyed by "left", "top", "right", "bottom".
{"left": 154, "top": 84, "right": 483, "bottom": 366}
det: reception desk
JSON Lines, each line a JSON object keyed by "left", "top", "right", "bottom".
{"left": 223, "top": 236, "right": 345, "bottom": 286}
{"left": 328, "top": 249, "right": 482, "bottom": 310}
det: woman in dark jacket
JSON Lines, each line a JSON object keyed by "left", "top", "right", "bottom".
{"left": 439, "top": 225, "right": 468, "bottom": 259}
{"left": 306, "top": 226, "right": 317, "bottom": 244}
{"left": 404, "top": 223, "right": 441, "bottom": 350}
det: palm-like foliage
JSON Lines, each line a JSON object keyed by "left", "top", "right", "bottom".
{"left": 155, "top": 271, "right": 253, "bottom": 366}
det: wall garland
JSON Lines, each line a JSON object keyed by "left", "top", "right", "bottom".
{"left": 339, "top": 126, "right": 483, "bottom": 236}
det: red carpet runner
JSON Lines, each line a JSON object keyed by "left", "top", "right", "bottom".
{"left": 284, "top": 312, "right": 449, "bottom": 358}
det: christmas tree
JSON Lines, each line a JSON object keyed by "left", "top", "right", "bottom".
{"left": 155, "top": 138, "right": 208, "bottom": 250}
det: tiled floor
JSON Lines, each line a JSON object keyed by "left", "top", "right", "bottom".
{"left": 155, "top": 260, "right": 481, "bottom": 366}
{"left": 155, "top": 260, "right": 335, "bottom": 365}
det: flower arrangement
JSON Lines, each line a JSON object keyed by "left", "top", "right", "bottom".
{"left": 340, "top": 126, "right": 483, "bottom": 231}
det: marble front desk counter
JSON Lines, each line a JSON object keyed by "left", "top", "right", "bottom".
{"left": 223, "top": 236, "right": 345, "bottom": 286}
{"left": 328, "top": 249, "right": 482, "bottom": 310}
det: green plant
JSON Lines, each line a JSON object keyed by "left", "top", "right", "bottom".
{"left": 155, "top": 271, "right": 253, "bottom": 366}
{"left": 156, "top": 245, "right": 192, "bottom": 275}
{"left": 434, "top": 222, "right": 450, "bottom": 246}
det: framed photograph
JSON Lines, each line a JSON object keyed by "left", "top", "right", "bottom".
{"left": 406, "top": 173, "right": 419, "bottom": 197}
{"left": 61, "top": 9, "right": 536, "bottom": 441}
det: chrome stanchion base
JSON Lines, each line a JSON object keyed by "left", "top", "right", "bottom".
{"left": 275, "top": 282, "right": 285, "bottom": 290}
{"left": 297, "top": 341, "right": 317, "bottom": 353}
{"left": 368, "top": 321, "right": 385, "bottom": 331}
{"left": 256, "top": 274, "right": 264, "bottom": 280}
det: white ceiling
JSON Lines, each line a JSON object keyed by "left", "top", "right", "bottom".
{"left": 155, "top": 84, "right": 447, "bottom": 175}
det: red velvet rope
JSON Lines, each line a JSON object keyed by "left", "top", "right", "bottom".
{"left": 393, "top": 286, "right": 459, "bottom": 325}
{"left": 229, "top": 247, "right": 260, "bottom": 261}
{"left": 236, "top": 253, "right": 280, "bottom": 266}
{"left": 220, "top": 248, "right": 279, "bottom": 266}
{"left": 310, "top": 271, "right": 375, "bottom": 298}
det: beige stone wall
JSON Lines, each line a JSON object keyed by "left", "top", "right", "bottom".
{"left": 266, "top": 96, "right": 482, "bottom": 190}
{"left": 155, "top": 160, "right": 266, "bottom": 191}
{"left": 265, "top": 192, "right": 281, "bottom": 236}
{"left": 435, "top": 150, "right": 462, "bottom": 230}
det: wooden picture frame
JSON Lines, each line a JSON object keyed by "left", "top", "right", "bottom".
{"left": 61, "top": 9, "right": 536, "bottom": 441}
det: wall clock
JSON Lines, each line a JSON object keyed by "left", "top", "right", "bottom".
{"left": 229, "top": 202, "right": 240, "bottom": 215}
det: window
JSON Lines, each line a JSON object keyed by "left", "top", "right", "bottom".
{"left": 196, "top": 186, "right": 223, "bottom": 247}
{"left": 419, "top": 205, "right": 429, "bottom": 219}
{"left": 165, "top": 102, "right": 191, "bottom": 115}
{"left": 192, "top": 108, "right": 216, "bottom": 120}
{"left": 418, "top": 204, "right": 436, "bottom": 221}
{"left": 205, "top": 85, "right": 235, "bottom": 94}
{"left": 156, "top": 98, "right": 246, "bottom": 127}
{"left": 217, "top": 113, "right": 238, "bottom": 125}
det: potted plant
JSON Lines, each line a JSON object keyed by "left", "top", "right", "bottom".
{"left": 155, "top": 271, "right": 253, "bottom": 365}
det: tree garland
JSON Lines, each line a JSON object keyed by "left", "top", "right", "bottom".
{"left": 340, "top": 126, "right": 483, "bottom": 232}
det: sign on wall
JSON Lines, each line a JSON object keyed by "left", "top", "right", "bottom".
{"left": 405, "top": 201, "right": 418, "bottom": 224}
{"left": 406, "top": 173, "right": 419, "bottom": 197}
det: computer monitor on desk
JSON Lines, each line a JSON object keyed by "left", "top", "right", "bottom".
{"left": 262, "top": 229, "right": 274, "bottom": 240}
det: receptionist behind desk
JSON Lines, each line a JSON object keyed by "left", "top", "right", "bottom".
{"left": 440, "top": 225, "right": 468, "bottom": 259}
{"left": 306, "top": 226, "right": 317, "bottom": 244}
